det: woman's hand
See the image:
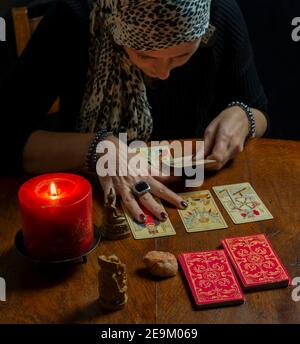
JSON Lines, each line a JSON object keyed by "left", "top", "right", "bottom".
{"left": 97, "top": 135, "right": 187, "bottom": 223}
{"left": 203, "top": 106, "right": 250, "bottom": 170}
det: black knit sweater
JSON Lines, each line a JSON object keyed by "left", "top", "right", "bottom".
{"left": 0, "top": 0, "right": 268, "bottom": 175}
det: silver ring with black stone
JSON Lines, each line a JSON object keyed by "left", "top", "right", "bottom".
{"left": 132, "top": 180, "right": 151, "bottom": 198}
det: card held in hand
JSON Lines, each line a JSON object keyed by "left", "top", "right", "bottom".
{"left": 135, "top": 145, "right": 171, "bottom": 169}
{"left": 221, "top": 234, "right": 290, "bottom": 291}
{"left": 178, "top": 191, "right": 228, "bottom": 232}
{"left": 213, "top": 182, "right": 273, "bottom": 224}
{"left": 178, "top": 250, "right": 244, "bottom": 309}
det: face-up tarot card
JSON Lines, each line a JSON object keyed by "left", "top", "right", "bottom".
{"left": 121, "top": 199, "right": 176, "bottom": 240}
{"left": 178, "top": 191, "right": 228, "bottom": 232}
{"left": 213, "top": 183, "right": 273, "bottom": 224}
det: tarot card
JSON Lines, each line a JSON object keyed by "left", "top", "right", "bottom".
{"left": 213, "top": 183, "right": 273, "bottom": 224}
{"left": 121, "top": 200, "right": 176, "bottom": 240}
{"left": 166, "top": 155, "right": 217, "bottom": 168}
{"left": 134, "top": 145, "right": 172, "bottom": 169}
{"left": 178, "top": 250, "right": 244, "bottom": 308}
{"left": 178, "top": 191, "right": 228, "bottom": 232}
{"left": 221, "top": 234, "right": 290, "bottom": 291}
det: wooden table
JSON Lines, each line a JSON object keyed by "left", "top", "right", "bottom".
{"left": 0, "top": 138, "right": 300, "bottom": 324}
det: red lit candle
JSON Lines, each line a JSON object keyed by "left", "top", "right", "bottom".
{"left": 18, "top": 173, "right": 94, "bottom": 260}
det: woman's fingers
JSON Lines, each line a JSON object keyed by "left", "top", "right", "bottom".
{"left": 115, "top": 180, "right": 171, "bottom": 222}
{"left": 154, "top": 175, "right": 182, "bottom": 184}
{"left": 207, "top": 125, "right": 246, "bottom": 170}
{"left": 203, "top": 121, "right": 218, "bottom": 157}
{"left": 228, "top": 136, "right": 244, "bottom": 156}
{"left": 147, "top": 177, "right": 187, "bottom": 210}
{"left": 206, "top": 133, "right": 231, "bottom": 170}
{"left": 121, "top": 187, "right": 172, "bottom": 223}
{"left": 203, "top": 108, "right": 249, "bottom": 171}
{"left": 118, "top": 186, "right": 146, "bottom": 223}
{"left": 138, "top": 192, "right": 169, "bottom": 221}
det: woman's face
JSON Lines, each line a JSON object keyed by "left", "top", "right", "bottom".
{"left": 124, "top": 38, "right": 201, "bottom": 80}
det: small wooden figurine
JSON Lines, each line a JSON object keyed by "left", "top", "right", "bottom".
{"left": 101, "top": 188, "right": 130, "bottom": 240}
{"left": 98, "top": 255, "right": 128, "bottom": 310}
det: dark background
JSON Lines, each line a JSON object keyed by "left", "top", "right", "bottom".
{"left": 0, "top": 0, "right": 300, "bottom": 140}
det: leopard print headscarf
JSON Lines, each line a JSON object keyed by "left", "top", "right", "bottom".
{"left": 76, "top": 0, "right": 212, "bottom": 140}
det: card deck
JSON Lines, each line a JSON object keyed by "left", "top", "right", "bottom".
{"left": 121, "top": 199, "right": 176, "bottom": 240}
{"left": 178, "top": 250, "right": 245, "bottom": 309}
{"left": 178, "top": 191, "right": 228, "bottom": 232}
{"left": 213, "top": 182, "right": 273, "bottom": 224}
{"left": 221, "top": 234, "right": 290, "bottom": 291}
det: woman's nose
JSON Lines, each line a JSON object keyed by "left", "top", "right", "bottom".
{"left": 154, "top": 60, "right": 171, "bottom": 80}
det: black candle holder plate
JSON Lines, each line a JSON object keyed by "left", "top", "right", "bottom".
{"left": 14, "top": 225, "right": 101, "bottom": 265}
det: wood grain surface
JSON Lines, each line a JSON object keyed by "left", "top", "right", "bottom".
{"left": 0, "top": 138, "right": 299, "bottom": 324}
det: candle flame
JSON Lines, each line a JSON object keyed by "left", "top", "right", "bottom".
{"left": 50, "top": 182, "right": 58, "bottom": 196}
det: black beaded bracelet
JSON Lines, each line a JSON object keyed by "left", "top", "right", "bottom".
{"left": 227, "top": 101, "right": 256, "bottom": 139}
{"left": 85, "top": 129, "right": 113, "bottom": 173}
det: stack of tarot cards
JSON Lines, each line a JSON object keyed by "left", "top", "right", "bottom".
{"left": 221, "top": 234, "right": 290, "bottom": 292}
{"left": 178, "top": 234, "right": 290, "bottom": 308}
{"left": 178, "top": 250, "right": 245, "bottom": 309}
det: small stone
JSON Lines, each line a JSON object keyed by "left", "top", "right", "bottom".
{"left": 143, "top": 251, "right": 178, "bottom": 278}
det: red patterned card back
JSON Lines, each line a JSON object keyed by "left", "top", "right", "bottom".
{"left": 178, "top": 250, "right": 244, "bottom": 309}
{"left": 221, "top": 234, "right": 290, "bottom": 291}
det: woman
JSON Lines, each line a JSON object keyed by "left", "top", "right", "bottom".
{"left": 0, "top": 0, "right": 268, "bottom": 223}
